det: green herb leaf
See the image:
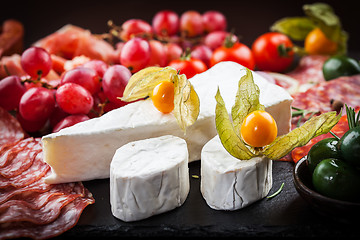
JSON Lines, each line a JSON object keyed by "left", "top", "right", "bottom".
{"left": 270, "top": 17, "right": 315, "bottom": 41}
{"left": 267, "top": 182, "right": 284, "bottom": 199}
{"left": 345, "top": 104, "right": 360, "bottom": 129}
{"left": 231, "top": 68, "right": 265, "bottom": 135}
{"left": 215, "top": 88, "right": 255, "bottom": 160}
{"left": 263, "top": 111, "right": 341, "bottom": 160}
{"left": 173, "top": 74, "right": 200, "bottom": 133}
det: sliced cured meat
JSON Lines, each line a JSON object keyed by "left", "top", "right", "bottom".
{"left": 0, "top": 19, "right": 24, "bottom": 58}
{"left": 0, "top": 152, "right": 49, "bottom": 189}
{"left": 0, "top": 54, "right": 27, "bottom": 79}
{"left": 0, "top": 182, "right": 83, "bottom": 210}
{"left": 0, "top": 130, "right": 94, "bottom": 239}
{"left": 0, "top": 174, "right": 52, "bottom": 205}
{"left": 0, "top": 107, "right": 25, "bottom": 147}
{"left": 286, "top": 55, "right": 328, "bottom": 92}
{"left": 0, "top": 182, "right": 86, "bottom": 224}
{"left": 292, "top": 75, "right": 360, "bottom": 113}
{"left": 0, "top": 193, "right": 79, "bottom": 224}
{"left": 0, "top": 139, "right": 42, "bottom": 178}
{"left": 0, "top": 138, "right": 34, "bottom": 168}
{"left": 0, "top": 191, "right": 94, "bottom": 240}
{"left": 34, "top": 24, "right": 117, "bottom": 64}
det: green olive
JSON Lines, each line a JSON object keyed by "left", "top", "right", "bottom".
{"left": 322, "top": 55, "right": 360, "bottom": 81}
{"left": 312, "top": 158, "right": 360, "bottom": 202}
{"left": 339, "top": 126, "right": 360, "bottom": 168}
{"left": 307, "top": 138, "right": 341, "bottom": 172}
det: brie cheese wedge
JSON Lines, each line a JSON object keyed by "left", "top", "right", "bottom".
{"left": 42, "top": 61, "right": 292, "bottom": 184}
{"left": 110, "top": 135, "right": 189, "bottom": 222}
{"left": 201, "top": 135, "right": 272, "bottom": 210}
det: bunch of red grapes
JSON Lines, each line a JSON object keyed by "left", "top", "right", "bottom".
{"left": 0, "top": 10, "right": 234, "bottom": 135}
{"left": 114, "top": 10, "right": 230, "bottom": 74}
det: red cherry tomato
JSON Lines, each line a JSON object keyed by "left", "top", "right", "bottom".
{"left": 210, "top": 42, "right": 255, "bottom": 70}
{"left": 252, "top": 32, "right": 294, "bottom": 72}
{"left": 168, "top": 58, "right": 207, "bottom": 79}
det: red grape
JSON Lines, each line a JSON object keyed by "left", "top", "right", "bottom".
{"left": 56, "top": 83, "right": 93, "bottom": 114}
{"left": 165, "top": 43, "right": 183, "bottom": 62}
{"left": 19, "top": 87, "right": 55, "bottom": 121}
{"left": 180, "top": 11, "right": 204, "bottom": 37}
{"left": 52, "top": 114, "right": 90, "bottom": 133}
{"left": 191, "top": 45, "right": 213, "bottom": 67}
{"left": 152, "top": 10, "right": 179, "bottom": 37}
{"left": 102, "top": 65, "right": 132, "bottom": 105}
{"left": 120, "top": 37, "right": 151, "bottom": 73}
{"left": 204, "top": 31, "right": 238, "bottom": 50}
{"left": 147, "top": 40, "right": 167, "bottom": 67}
{"left": 17, "top": 112, "right": 47, "bottom": 133}
{"left": 20, "top": 47, "right": 52, "bottom": 79}
{"left": 0, "top": 75, "right": 26, "bottom": 111}
{"left": 49, "top": 104, "right": 69, "bottom": 128}
{"left": 119, "top": 19, "right": 152, "bottom": 41}
{"left": 61, "top": 67, "right": 101, "bottom": 95}
{"left": 82, "top": 60, "right": 108, "bottom": 78}
{"left": 202, "top": 11, "right": 227, "bottom": 33}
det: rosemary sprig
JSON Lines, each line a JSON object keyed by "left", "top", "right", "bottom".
{"left": 291, "top": 106, "right": 319, "bottom": 127}
{"left": 266, "top": 182, "right": 284, "bottom": 199}
{"left": 345, "top": 104, "right": 360, "bottom": 129}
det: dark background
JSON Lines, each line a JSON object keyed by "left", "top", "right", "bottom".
{"left": 1, "top": 0, "right": 360, "bottom": 54}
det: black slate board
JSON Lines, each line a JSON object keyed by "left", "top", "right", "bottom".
{"left": 56, "top": 160, "right": 359, "bottom": 238}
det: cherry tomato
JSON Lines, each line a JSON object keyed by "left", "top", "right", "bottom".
{"left": 151, "top": 81, "right": 174, "bottom": 114}
{"left": 210, "top": 42, "right": 255, "bottom": 70}
{"left": 252, "top": 32, "right": 294, "bottom": 72}
{"left": 305, "top": 28, "right": 338, "bottom": 55}
{"left": 168, "top": 58, "right": 207, "bottom": 79}
{"left": 240, "top": 110, "right": 278, "bottom": 147}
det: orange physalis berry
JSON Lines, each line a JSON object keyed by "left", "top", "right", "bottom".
{"left": 240, "top": 110, "right": 278, "bottom": 148}
{"left": 152, "top": 81, "right": 175, "bottom": 114}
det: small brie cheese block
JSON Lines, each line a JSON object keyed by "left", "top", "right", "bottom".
{"left": 110, "top": 135, "right": 189, "bottom": 222}
{"left": 201, "top": 135, "right": 272, "bottom": 211}
{"left": 42, "top": 61, "right": 292, "bottom": 184}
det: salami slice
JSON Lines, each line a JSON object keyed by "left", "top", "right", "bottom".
{"left": 0, "top": 173, "right": 53, "bottom": 205}
{"left": 0, "top": 107, "right": 25, "bottom": 146}
{"left": 292, "top": 75, "right": 360, "bottom": 113}
{"left": 0, "top": 191, "right": 94, "bottom": 240}
{"left": 0, "top": 138, "right": 34, "bottom": 168}
{"left": 0, "top": 181, "right": 87, "bottom": 224}
{"left": 0, "top": 152, "right": 49, "bottom": 189}
{"left": 287, "top": 55, "right": 328, "bottom": 89}
{"left": 0, "top": 130, "right": 94, "bottom": 239}
{"left": 0, "top": 139, "right": 42, "bottom": 178}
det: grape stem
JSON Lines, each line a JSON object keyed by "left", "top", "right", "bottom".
{"left": 21, "top": 78, "right": 54, "bottom": 89}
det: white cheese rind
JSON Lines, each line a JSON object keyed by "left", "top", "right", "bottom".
{"left": 200, "top": 135, "right": 272, "bottom": 210}
{"left": 42, "top": 61, "right": 292, "bottom": 184}
{"left": 110, "top": 135, "right": 189, "bottom": 222}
